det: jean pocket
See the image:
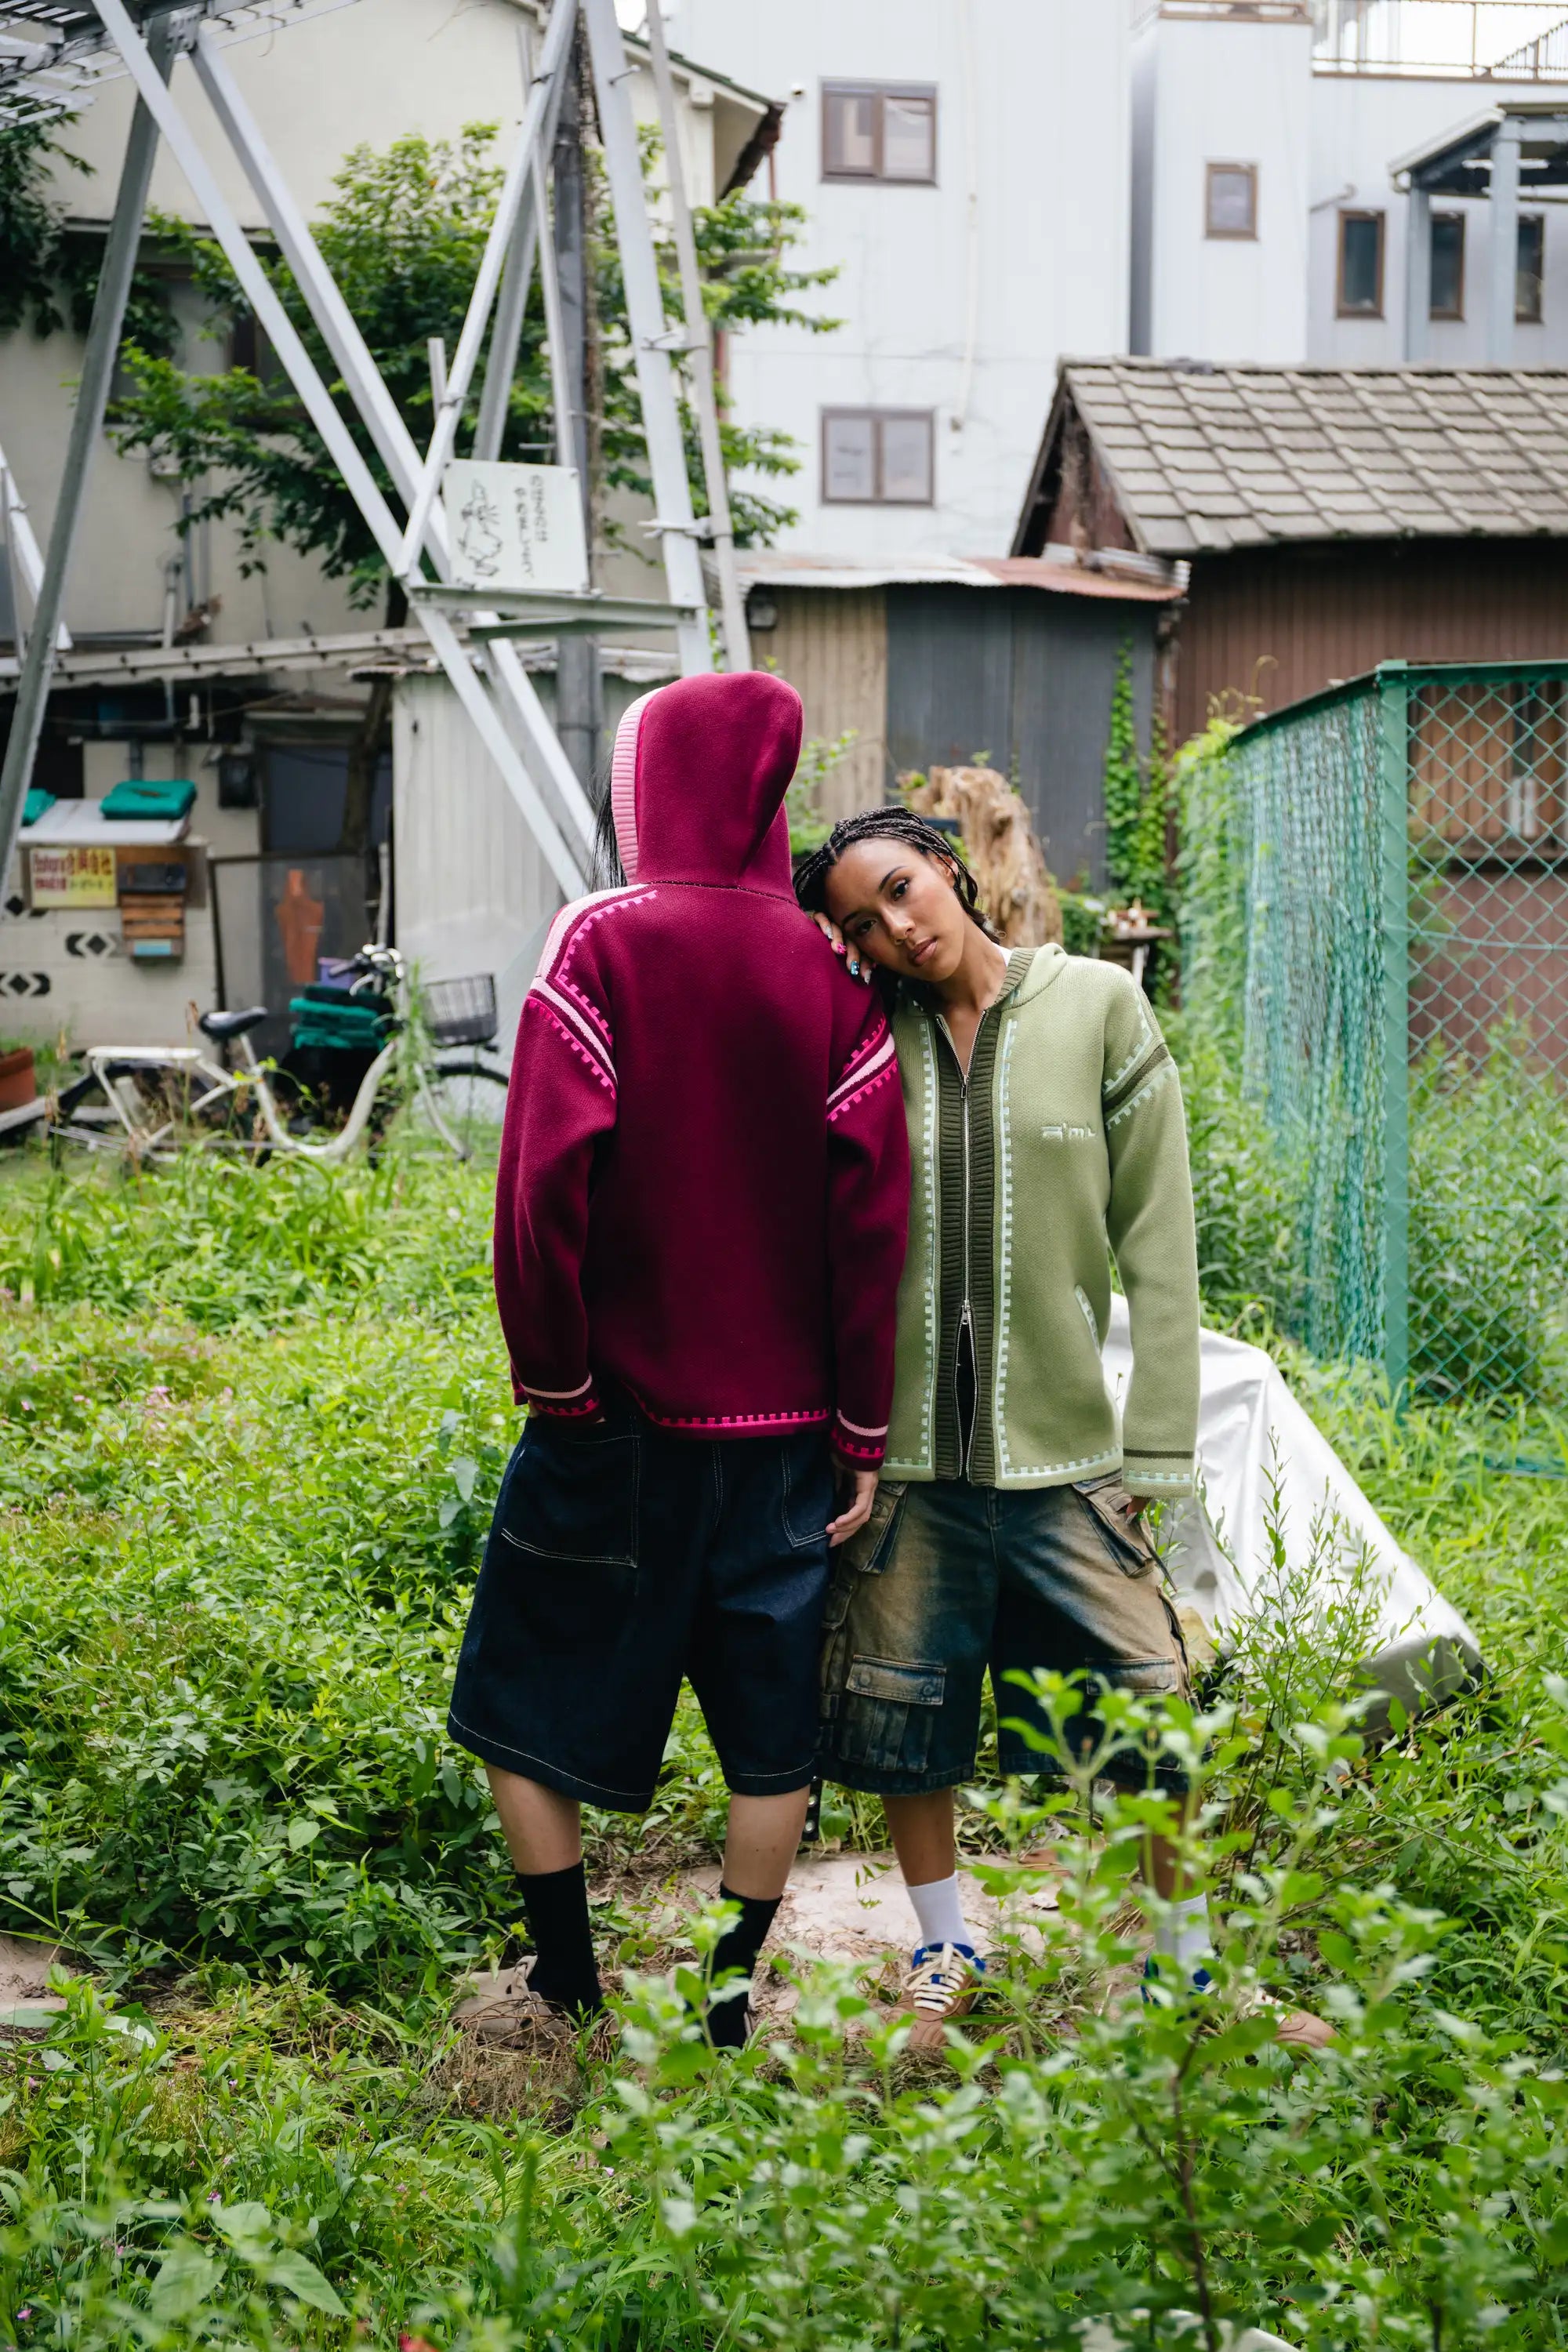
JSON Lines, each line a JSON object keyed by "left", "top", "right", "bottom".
{"left": 499, "top": 1424, "right": 639, "bottom": 1566}
{"left": 838, "top": 1479, "right": 909, "bottom": 1577}
{"left": 836, "top": 1655, "right": 946, "bottom": 1776}
{"left": 1073, "top": 1475, "right": 1158, "bottom": 1580}
{"left": 780, "top": 1430, "right": 835, "bottom": 1552}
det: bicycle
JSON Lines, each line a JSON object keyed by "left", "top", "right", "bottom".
{"left": 46, "top": 947, "right": 509, "bottom": 1166}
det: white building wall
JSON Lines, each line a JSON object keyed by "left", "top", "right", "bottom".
{"left": 1136, "top": 12, "right": 1314, "bottom": 363}
{"left": 1308, "top": 74, "right": 1568, "bottom": 365}
{"left": 2, "top": 0, "right": 756, "bottom": 646}
{"left": 666, "top": 0, "right": 1131, "bottom": 556}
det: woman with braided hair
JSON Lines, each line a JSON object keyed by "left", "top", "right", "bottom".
{"left": 795, "top": 809, "right": 1332, "bottom": 2054}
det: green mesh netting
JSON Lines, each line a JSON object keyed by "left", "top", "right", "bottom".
{"left": 1180, "top": 661, "right": 1568, "bottom": 1410}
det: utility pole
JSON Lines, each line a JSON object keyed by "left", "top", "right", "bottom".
{"left": 553, "top": 21, "right": 603, "bottom": 802}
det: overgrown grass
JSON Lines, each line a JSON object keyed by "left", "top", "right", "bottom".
{"left": 2, "top": 1146, "right": 1567, "bottom": 2347}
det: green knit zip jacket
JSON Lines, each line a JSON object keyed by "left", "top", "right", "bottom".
{"left": 882, "top": 943, "right": 1200, "bottom": 1497}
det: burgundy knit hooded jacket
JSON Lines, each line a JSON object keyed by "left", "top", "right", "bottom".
{"left": 492, "top": 670, "right": 909, "bottom": 1468}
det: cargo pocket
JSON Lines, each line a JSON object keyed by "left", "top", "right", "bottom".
{"left": 839, "top": 1479, "right": 909, "bottom": 1577}
{"left": 1074, "top": 1474, "right": 1159, "bottom": 1580}
{"left": 834, "top": 1655, "right": 946, "bottom": 1777}
{"left": 496, "top": 1425, "right": 639, "bottom": 1644}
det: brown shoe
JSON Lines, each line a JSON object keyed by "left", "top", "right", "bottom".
{"left": 1261, "top": 1994, "right": 1337, "bottom": 2051}
{"left": 892, "top": 1944, "right": 986, "bottom": 2053}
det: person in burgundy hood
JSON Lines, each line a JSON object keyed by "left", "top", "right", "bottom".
{"left": 448, "top": 670, "right": 909, "bottom": 2044}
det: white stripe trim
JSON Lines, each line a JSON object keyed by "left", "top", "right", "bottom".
{"left": 834, "top": 1414, "right": 889, "bottom": 1438}
{"left": 523, "top": 1374, "right": 594, "bottom": 1399}
{"left": 531, "top": 977, "right": 618, "bottom": 1083}
{"left": 829, "top": 1029, "right": 895, "bottom": 1109}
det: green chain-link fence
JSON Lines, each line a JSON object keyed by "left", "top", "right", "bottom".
{"left": 1180, "top": 659, "right": 1568, "bottom": 1410}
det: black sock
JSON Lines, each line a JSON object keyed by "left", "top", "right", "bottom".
{"left": 513, "top": 1862, "right": 603, "bottom": 2017}
{"left": 706, "top": 1884, "right": 781, "bottom": 2049}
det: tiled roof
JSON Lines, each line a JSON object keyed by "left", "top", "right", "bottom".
{"left": 1056, "top": 360, "right": 1568, "bottom": 556}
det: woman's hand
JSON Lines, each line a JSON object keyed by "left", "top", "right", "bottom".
{"left": 812, "top": 910, "right": 870, "bottom": 985}
{"left": 827, "top": 1465, "right": 879, "bottom": 1545}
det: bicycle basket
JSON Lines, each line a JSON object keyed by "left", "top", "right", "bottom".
{"left": 422, "top": 972, "right": 497, "bottom": 1049}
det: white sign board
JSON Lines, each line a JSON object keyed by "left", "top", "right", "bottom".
{"left": 442, "top": 460, "right": 590, "bottom": 596}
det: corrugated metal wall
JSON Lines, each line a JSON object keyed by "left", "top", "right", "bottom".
{"left": 885, "top": 587, "right": 1157, "bottom": 890}
{"left": 1176, "top": 542, "right": 1568, "bottom": 746}
{"left": 391, "top": 669, "right": 646, "bottom": 1064}
{"left": 757, "top": 588, "right": 888, "bottom": 818}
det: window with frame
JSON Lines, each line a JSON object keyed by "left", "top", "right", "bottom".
{"left": 1205, "top": 162, "right": 1258, "bottom": 239}
{"left": 1337, "top": 209, "right": 1385, "bottom": 316}
{"left": 1430, "top": 212, "right": 1465, "bottom": 319}
{"left": 1518, "top": 213, "right": 1545, "bottom": 323}
{"left": 822, "top": 83, "right": 936, "bottom": 183}
{"left": 822, "top": 408, "right": 934, "bottom": 505}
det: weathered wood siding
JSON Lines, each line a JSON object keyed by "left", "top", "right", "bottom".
{"left": 1176, "top": 541, "right": 1568, "bottom": 746}
{"left": 758, "top": 588, "right": 888, "bottom": 818}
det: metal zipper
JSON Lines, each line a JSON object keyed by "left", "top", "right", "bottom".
{"left": 936, "top": 1011, "right": 978, "bottom": 1478}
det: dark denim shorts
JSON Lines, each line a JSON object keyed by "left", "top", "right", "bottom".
{"left": 819, "top": 1474, "right": 1191, "bottom": 1796}
{"left": 448, "top": 1396, "right": 835, "bottom": 1813}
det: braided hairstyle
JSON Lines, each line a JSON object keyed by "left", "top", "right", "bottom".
{"left": 793, "top": 807, "right": 1002, "bottom": 942}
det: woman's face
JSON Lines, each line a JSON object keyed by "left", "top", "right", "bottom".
{"left": 823, "top": 838, "right": 971, "bottom": 986}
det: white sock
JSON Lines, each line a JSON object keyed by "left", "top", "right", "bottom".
{"left": 906, "top": 1872, "right": 974, "bottom": 1955}
{"left": 1155, "top": 1893, "right": 1215, "bottom": 1973}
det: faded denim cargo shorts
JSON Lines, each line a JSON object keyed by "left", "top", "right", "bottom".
{"left": 818, "top": 1474, "right": 1192, "bottom": 1796}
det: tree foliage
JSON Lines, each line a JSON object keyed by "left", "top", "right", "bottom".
{"left": 0, "top": 114, "right": 180, "bottom": 354}
{"left": 97, "top": 122, "right": 837, "bottom": 616}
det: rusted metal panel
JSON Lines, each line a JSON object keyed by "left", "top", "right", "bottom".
{"left": 761, "top": 587, "right": 887, "bottom": 818}
{"left": 1174, "top": 542, "right": 1568, "bottom": 744}
{"left": 885, "top": 586, "right": 1157, "bottom": 891}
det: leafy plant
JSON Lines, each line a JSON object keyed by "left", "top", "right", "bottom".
{"left": 1102, "top": 637, "right": 1171, "bottom": 918}
{"left": 104, "top": 124, "right": 837, "bottom": 619}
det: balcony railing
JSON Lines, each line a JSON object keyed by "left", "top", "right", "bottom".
{"left": 1313, "top": 0, "right": 1568, "bottom": 77}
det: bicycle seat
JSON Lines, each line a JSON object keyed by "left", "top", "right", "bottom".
{"left": 198, "top": 1006, "right": 268, "bottom": 1042}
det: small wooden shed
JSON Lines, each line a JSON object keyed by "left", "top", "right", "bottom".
{"left": 736, "top": 553, "right": 1185, "bottom": 892}
{"left": 1014, "top": 358, "right": 1568, "bottom": 745}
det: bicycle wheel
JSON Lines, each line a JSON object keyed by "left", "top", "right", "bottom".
{"left": 419, "top": 1058, "right": 509, "bottom": 1158}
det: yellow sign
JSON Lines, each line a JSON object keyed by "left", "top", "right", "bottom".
{"left": 29, "top": 846, "right": 118, "bottom": 909}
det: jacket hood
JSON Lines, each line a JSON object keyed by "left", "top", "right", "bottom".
{"left": 610, "top": 671, "right": 801, "bottom": 894}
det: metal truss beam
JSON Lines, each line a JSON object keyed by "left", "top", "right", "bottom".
{"left": 188, "top": 18, "right": 597, "bottom": 870}
{"left": 582, "top": 0, "right": 710, "bottom": 677}
{"left": 0, "top": 8, "right": 175, "bottom": 898}
{"left": 87, "top": 0, "right": 588, "bottom": 902}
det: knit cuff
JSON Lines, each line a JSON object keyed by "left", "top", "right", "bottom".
{"left": 1120, "top": 1450, "right": 1195, "bottom": 1502}
{"left": 515, "top": 1371, "right": 605, "bottom": 1425}
{"left": 831, "top": 1410, "right": 887, "bottom": 1469}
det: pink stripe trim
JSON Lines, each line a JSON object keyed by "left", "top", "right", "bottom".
{"left": 828, "top": 1029, "right": 895, "bottom": 1109}
{"left": 625, "top": 1383, "right": 832, "bottom": 1434}
{"left": 532, "top": 885, "right": 646, "bottom": 986}
{"left": 532, "top": 977, "right": 617, "bottom": 1083}
{"left": 827, "top": 1058, "right": 896, "bottom": 1125}
{"left": 610, "top": 690, "right": 657, "bottom": 883}
{"left": 524, "top": 997, "right": 616, "bottom": 1094}
{"left": 523, "top": 1373, "right": 594, "bottom": 1401}
{"left": 834, "top": 1414, "right": 889, "bottom": 1439}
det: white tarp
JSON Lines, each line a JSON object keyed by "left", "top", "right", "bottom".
{"left": 1102, "top": 1296, "right": 1483, "bottom": 1715}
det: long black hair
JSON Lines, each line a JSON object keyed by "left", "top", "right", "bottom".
{"left": 792, "top": 807, "right": 1002, "bottom": 942}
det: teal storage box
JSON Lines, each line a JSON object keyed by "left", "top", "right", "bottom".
{"left": 21, "top": 789, "right": 54, "bottom": 828}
